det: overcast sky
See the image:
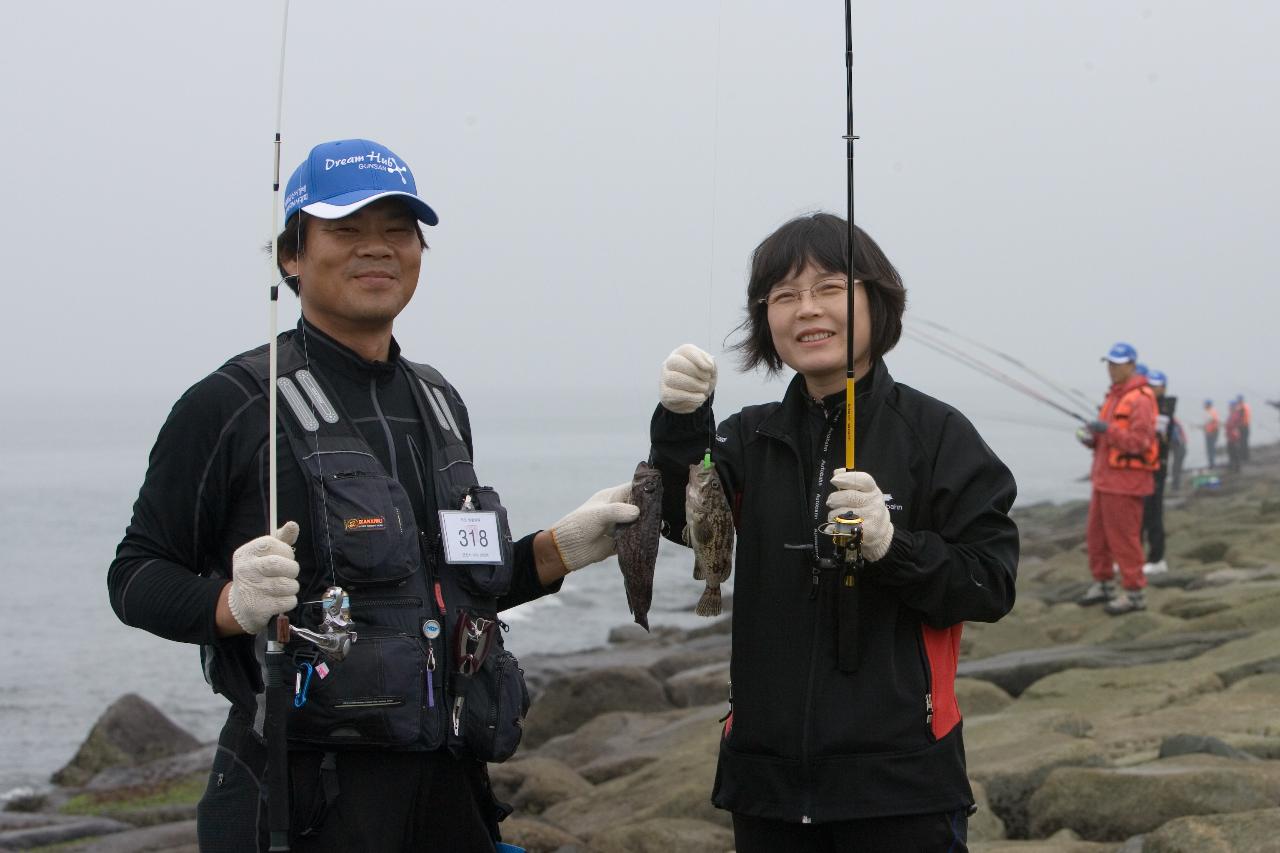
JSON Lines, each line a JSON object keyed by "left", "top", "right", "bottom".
{"left": 2, "top": 1, "right": 1277, "bottom": 446}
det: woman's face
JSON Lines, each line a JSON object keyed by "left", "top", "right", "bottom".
{"left": 765, "top": 263, "right": 871, "bottom": 397}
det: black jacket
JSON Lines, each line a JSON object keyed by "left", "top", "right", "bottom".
{"left": 108, "top": 321, "right": 555, "bottom": 714}
{"left": 650, "top": 362, "right": 1018, "bottom": 822}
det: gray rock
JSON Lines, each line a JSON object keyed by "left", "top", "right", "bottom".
{"left": 40, "top": 819, "right": 198, "bottom": 852}
{"left": 0, "top": 816, "right": 131, "bottom": 850}
{"left": 52, "top": 694, "right": 200, "bottom": 788}
{"left": 84, "top": 745, "right": 216, "bottom": 791}
{"left": 1027, "top": 755, "right": 1280, "bottom": 841}
{"left": 958, "top": 631, "right": 1248, "bottom": 696}
{"left": 522, "top": 667, "right": 672, "bottom": 748}
{"left": 587, "top": 817, "right": 734, "bottom": 853}
{"left": 1142, "top": 807, "right": 1280, "bottom": 853}
{"left": 957, "top": 678, "right": 1014, "bottom": 717}
{"left": 499, "top": 816, "right": 585, "bottom": 853}
{"left": 663, "top": 662, "right": 730, "bottom": 708}
{"left": 1157, "top": 734, "right": 1257, "bottom": 762}
{"left": 488, "top": 757, "right": 593, "bottom": 815}
{"left": 647, "top": 645, "right": 729, "bottom": 682}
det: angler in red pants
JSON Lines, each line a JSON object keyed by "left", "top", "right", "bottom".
{"left": 1077, "top": 343, "right": 1158, "bottom": 615}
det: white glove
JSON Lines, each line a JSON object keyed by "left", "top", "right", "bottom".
{"left": 549, "top": 483, "right": 641, "bottom": 572}
{"left": 660, "top": 344, "right": 717, "bottom": 414}
{"left": 826, "top": 469, "right": 894, "bottom": 562}
{"left": 1075, "top": 426, "right": 1096, "bottom": 449}
{"left": 226, "top": 522, "right": 301, "bottom": 635}
{"left": 1156, "top": 414, "right": 1170, "bottom": 433}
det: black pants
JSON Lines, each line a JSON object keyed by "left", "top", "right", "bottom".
{"left": 732, "top": 810, "right": 968, "bottom": 853}
{"left": 1206, "top": 434, "right": 1218, "bottom": 469}
{"left": 1241, "top": 426, "right": 1250, "bottom": 462}
{"left": 196, "top": 715, "right": 498, "bottom": 852}
{"left": 1142, "top": 469, "right": 1167, "bottom": 563}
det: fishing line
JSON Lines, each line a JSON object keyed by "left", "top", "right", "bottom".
{"left": 914, "top": 315, "right": 1095, "bottom": 413}
{"left": 903, "top": 327, "right": 1090, "bottom": 425}
{"left": 703, "top": 0, "right": 723, "bottom": 459}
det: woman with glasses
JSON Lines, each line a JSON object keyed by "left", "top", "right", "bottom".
{"left": 650, "top": 212, "right": 1018, "bottom": 852}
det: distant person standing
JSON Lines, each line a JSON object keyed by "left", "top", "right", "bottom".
{"left": 1169, "top": 417, "right": 1187, "bottom": 492}
{"left": 1202, "top": 399, "right": 1221, "bottom": 469}
{"left": 1225, "top": 398, "right": 1245, "bottom": 474}
{"left": 1077, "top": 342, "right": 1158, "bottom": 614}
{"left": 1238, "top": 395, "right": 1252, "bottom": 462}
{"left": 1141, "top": 370, "right": 1176, "bottom": 575}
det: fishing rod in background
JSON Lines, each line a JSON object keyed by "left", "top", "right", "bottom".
{"left": 915, "top": 316, "right": 1096, "bottom": 412}
{"left": 903, "top": 324, "right": 1092, "bottom": 426}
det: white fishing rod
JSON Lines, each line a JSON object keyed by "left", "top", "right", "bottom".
{"left": 265, "top": 3, "right": 292, "bottom": 851}
{"left": 268, "top": 0, "right": 291, "bottom": 534}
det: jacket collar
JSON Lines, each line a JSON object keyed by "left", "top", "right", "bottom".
{"left": 294, "top": 317, "right": 402, "bottom": 384}
{"left": 757, "top": 360, "right": 893, "bottom": 447}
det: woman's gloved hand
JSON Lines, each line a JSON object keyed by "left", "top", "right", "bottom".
{"left": 226, "top": 522, "right": 301, "bottom": 634}
{"left": 549, "top": 483, "right": 640, "bottom": 572}
{"left": 826, "top": 469, "right": 894, "bottom": 562}
{"left": 660, "top": 344, "right": 717, "bottom": 414}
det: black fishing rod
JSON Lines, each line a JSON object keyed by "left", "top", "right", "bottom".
{"left": 915, "top": 316, "right": 1096, "bottom": 412}
{"left": 842, "top": 0, "right": 859, "bottom": 470}
{"left": 904, "top": 327, "right": 1091, "bottom": 425}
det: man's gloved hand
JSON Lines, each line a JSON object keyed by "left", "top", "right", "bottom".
{"left": 826, "top": 469, "right": 894, "bottom": 562}
{"left": 1075, "top": 426, "right": 1097, "bottom": 448}
{"left": 227, "top": 522, "right": 301, "bottom": 635}
{"left": 550, "top": 483, "right": 641, "bottom": 572}
{"left": 1087, "top": 419, "right": 1109, "bottom": 434}
{"left": 660, "top": 344, "right": 717, "bottom": 414}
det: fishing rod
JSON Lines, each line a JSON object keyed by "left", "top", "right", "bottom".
{"left": 914, "top": 315, "right": 1096, "bottom": 412}
{"left": 265, "top": 2, "right": 292, "bottom": 850}
{"left": 843, "top": 0, "right": 858, "bottom": 472}
{"left": 903, "top": 326, "right": 1091, "bottom": 425}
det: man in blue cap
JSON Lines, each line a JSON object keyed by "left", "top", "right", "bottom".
{"left": 1141, "top": 370, "right": 1176, "bottom": 575}
{"left": 109, "top": 139, "right": 638, "bottom": 851}
{"left": 1077, "top": 342, "right": 1158, "bottom": 614}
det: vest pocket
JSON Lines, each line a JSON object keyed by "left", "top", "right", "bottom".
{"left": 304, "top": 452, "right": 420, "bottom": 587}
{"left": 287, "top": 631, "right": 426, "bottom": 748}
{"left": 457, "top": 649, "right": 530, "bottom": 763}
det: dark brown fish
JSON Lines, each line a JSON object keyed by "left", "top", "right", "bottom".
{"left": 684, "top": 460, "right": 734, "bottom": 616}
{"left": 614, "top": 461, "right": 663, "bottom": 631}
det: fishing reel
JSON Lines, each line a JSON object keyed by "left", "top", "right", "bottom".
{"left": 818, "top": 514, "right": 865, "bottom": 573}
{"left": 274, "top": 586, "right": 358, "bottom": 662}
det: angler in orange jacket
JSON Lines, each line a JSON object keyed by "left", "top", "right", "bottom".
{"left": 1238, "top": 395, "right": 1252, "bottom": 463}
{"left": 1076, "top": 342, "right": 1158, "bottom": 615}
{"left": 1202, "top": 400, "right": 1221, "bottom": 469}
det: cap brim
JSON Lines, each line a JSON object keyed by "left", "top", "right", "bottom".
{"left": 1102, "top": 355, "right": 1134, "bottom": 364}
{"left": 303, "top": 190, "right": 439, "bottom": 226}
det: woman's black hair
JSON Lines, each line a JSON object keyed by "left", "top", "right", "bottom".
{"left": 729, "top": 212, "right": 906, "bottom": 374}
{"left": 274, "top": 207, "right": 428, "bottom": 296}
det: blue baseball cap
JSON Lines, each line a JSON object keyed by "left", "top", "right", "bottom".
{"left": 1135, "top": 363, "right": 1149, "bottom": 376}
{"left": 283, "top": 139, "right": 439, "bottom": 225}
{"left": 1102, "top": 342, "right": 1137, "bottom": 364}
{"left": 1204, "top": 398, "right": 1213, "bottom": 406}
{"left": 1147, "top": 370, "right": 1166, "bottom": 388}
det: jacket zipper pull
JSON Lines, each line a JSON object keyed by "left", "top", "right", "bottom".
{"left": 925, "top": 692, "right": 934, "bottom": 726}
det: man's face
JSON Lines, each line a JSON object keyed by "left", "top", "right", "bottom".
{"left": 283, "top": 198, "right": 422, "bottom": 333}
{"left": 1107, "top": 360, "right": 1134, "bottom": 385}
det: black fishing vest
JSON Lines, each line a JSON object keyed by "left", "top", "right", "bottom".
{"left": 231, "top": 338, "right": 529, "bottom": 762}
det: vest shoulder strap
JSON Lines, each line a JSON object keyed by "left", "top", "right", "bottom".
{"left": 401, "top": 358, "right": 469, "bottom": 450}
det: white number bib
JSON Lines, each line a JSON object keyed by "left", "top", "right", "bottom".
{"left": 438, "top": 510, "right": 503, "bottom": 564}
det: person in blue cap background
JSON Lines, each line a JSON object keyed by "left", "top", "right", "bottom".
{"left": 108, "top": 139, "right": 637, "bottom": 852}
{"left": 1141, "top": 369, "right": 1176, "bottom": 575}
{"left": 1076, "top": 342, "right": 1158, "bottom": 614}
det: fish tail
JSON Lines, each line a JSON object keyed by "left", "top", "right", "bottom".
{"left": 634, "top": 612, "right": 650, "bottom": 631}
{"left": 695, "top": 585, "right": 721, "bottom": 617}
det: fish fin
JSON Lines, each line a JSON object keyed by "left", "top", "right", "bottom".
{"left": 695, "top": 585, "right": 721, "bottom": 617}
{"left": 635, "top": 612, "right": 650, "bottom": 631}
{"left": 692, "top": 554, "right": 707, "bottom": 581}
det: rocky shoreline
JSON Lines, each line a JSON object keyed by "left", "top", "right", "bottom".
{"left": 6, "top": 445, "right": 1279, "bottom": 852}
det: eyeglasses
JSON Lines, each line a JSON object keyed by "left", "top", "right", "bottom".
{"left": 758, "top": 278, "right": 849, "bottom": 307}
